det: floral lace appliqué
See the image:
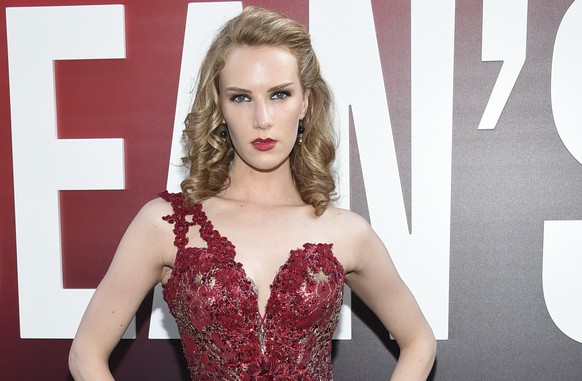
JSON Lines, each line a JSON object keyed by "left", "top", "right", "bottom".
{"left": 160, "top": 192, "right": 345, "bottom": 381}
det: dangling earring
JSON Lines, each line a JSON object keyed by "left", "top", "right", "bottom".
{"left": 297, "top": 120, "right": 305, "bottom": 145}
{"left": 219, "top": 123, "right": 228, "bottom": 143}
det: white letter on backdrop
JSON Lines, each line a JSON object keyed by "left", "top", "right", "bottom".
{"left": 543, "top": 221, "right": 582, "bottom": 344}
{"left": 7, "top": 5, "right": 126, "bottom": 338}
{"left": 478, "top": 0, "right": 528, "bottom": 130}
{"left": 311, "top": 0, "right": 455, "bottom": 339}
{"left": 544, "top": 0, "right": 582, "bottom": 344}
{"left": 149, "top": 1, "right": 243, "bottom": 339}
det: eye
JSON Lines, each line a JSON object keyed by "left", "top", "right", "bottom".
{"left": 230, "top": 93, "right": 250, "bottom": 103}
{"left": 271, "top": 91, "right": 291, "bottom": 100}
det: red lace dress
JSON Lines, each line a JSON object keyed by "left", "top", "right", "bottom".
{"left": 160, "top": 192, "right": 345, "bottom": 380}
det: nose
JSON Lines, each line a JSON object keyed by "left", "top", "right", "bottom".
{"left": 253, "top": 98, "right": 272, "bottom": 130}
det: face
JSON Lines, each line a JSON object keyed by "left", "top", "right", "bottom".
{"left": 219, "top": 45, "right": 309, "bottom": 173}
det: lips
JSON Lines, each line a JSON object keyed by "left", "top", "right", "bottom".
{"left": 251, "top": 138, "right": 277, "bottom": 151}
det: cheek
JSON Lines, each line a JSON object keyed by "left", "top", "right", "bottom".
{"left": 223, "top": 120, "right": 249, "bottom": 149}
{"left": 221, "top": 101, "right": 253, "bottom": 124}
{"left": 286, "top": 103, "right": 304, "bottom": 124}
{"left": 221, "top": 108, "right": 241, "bottom": 132}
{"left": 219, "top": 98, "right": 232, "bottom": 121}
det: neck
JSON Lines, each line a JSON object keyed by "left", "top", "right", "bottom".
{"left": 221, "top": 159, "right": 303, "bottom": 206}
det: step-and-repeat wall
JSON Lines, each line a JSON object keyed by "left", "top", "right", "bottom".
{"left": 1, "top": 0, "right": 581, "bottom": 379}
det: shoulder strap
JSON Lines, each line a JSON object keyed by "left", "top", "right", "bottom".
{"left": 159, "top": 191, "right": 208, "bottom": 249}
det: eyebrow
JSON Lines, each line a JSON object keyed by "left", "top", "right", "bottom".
{"left": 224, "top": 82, "right": 295, "bottom": 94}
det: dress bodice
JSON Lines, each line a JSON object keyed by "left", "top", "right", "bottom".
{"left": 160, "top": 192, "right": 345, "bottom": 380}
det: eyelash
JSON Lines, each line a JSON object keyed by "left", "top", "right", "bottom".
{"left": 230, "top": 94, "right": 250, "bottom": 103}
{"left": 229, "top": 91, "right": 292, "bottom": 103}
{"left": 271, "top": 91, "right": 291, "bottom": 100}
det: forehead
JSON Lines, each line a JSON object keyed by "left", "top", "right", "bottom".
{"left": 219, "top": 45, "right": 300, "bottom": 88}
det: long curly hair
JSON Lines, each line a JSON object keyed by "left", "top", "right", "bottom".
{"left": 181, "top": 6, "right": 336, "bottom": 216}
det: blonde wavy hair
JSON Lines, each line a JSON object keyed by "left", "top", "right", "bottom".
{"left": 181, "top": 6, "right": 336, "bottom": 216}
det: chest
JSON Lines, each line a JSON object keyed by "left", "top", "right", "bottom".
{"left": 165, "top": 241, "right": 344, "bottom": 323}
{"left": 185, "top": 206, "right": 335, "bottom": 285}
{"left": 159, "top": 192, "right": 344, "bottom": 378}
{"left": 162, "top": 240, "right": 344, "bottom": 379}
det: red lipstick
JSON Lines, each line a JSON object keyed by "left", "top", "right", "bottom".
{"left": 251, "top": 138, "right": 277, "bottom": 151}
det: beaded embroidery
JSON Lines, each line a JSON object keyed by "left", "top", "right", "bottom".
{"left": 160, "top": 192, "right": 345, "bottom": 380}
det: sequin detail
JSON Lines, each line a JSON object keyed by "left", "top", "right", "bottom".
{"left": 160, "top": 192, "right": 345, "bottom": 380}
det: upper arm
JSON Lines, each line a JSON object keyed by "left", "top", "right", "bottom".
{"left": 343, "top": 217, "right": 434, "bottom": 349}
{"left": 71, "top": 198, "right": 173, "bottom": 358}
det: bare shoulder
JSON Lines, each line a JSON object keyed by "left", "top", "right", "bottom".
{"left": 121, "top": 196, "right": 176, "bottom": 252}
{"left": 319, "top": 206, "right": 379, "bottom": 273}
{"left": 145, "top": 195, "right": 173, "bottom": 210}
{"left": 321, "top": 205, "right": 374, "bottom": 240}
{"left": 108, "top": 196, "right": 179, "bottom": 275}
{"left": 134, "top": 197, "right": 173, "bottom": 227}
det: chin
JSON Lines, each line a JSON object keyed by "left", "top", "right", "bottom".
{"left": 248, "top": 159, "right": 289, "bottom": 173}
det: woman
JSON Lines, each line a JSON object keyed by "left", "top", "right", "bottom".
{"left": 69, "top": 6, "right": 436, "bottom": 380}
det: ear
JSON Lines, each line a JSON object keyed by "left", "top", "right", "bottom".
{"left": 300, "top": 89, "right": 310, "bottom": 119}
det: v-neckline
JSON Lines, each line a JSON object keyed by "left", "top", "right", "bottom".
{"left": 196, "top": 202, "right": 324, "bottom": 321}
{"left": 236, "top": 245, "right": 297, "bottom": 321}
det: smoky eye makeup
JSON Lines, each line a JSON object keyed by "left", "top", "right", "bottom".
{"left": 224, "top": 82, "right": 296, "bottom": 103}
{"left": 229, "top": 93, "right": 251, "bottom": 103}
{"left": 270, "top": 90, "right": 292, "bottom": 100}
